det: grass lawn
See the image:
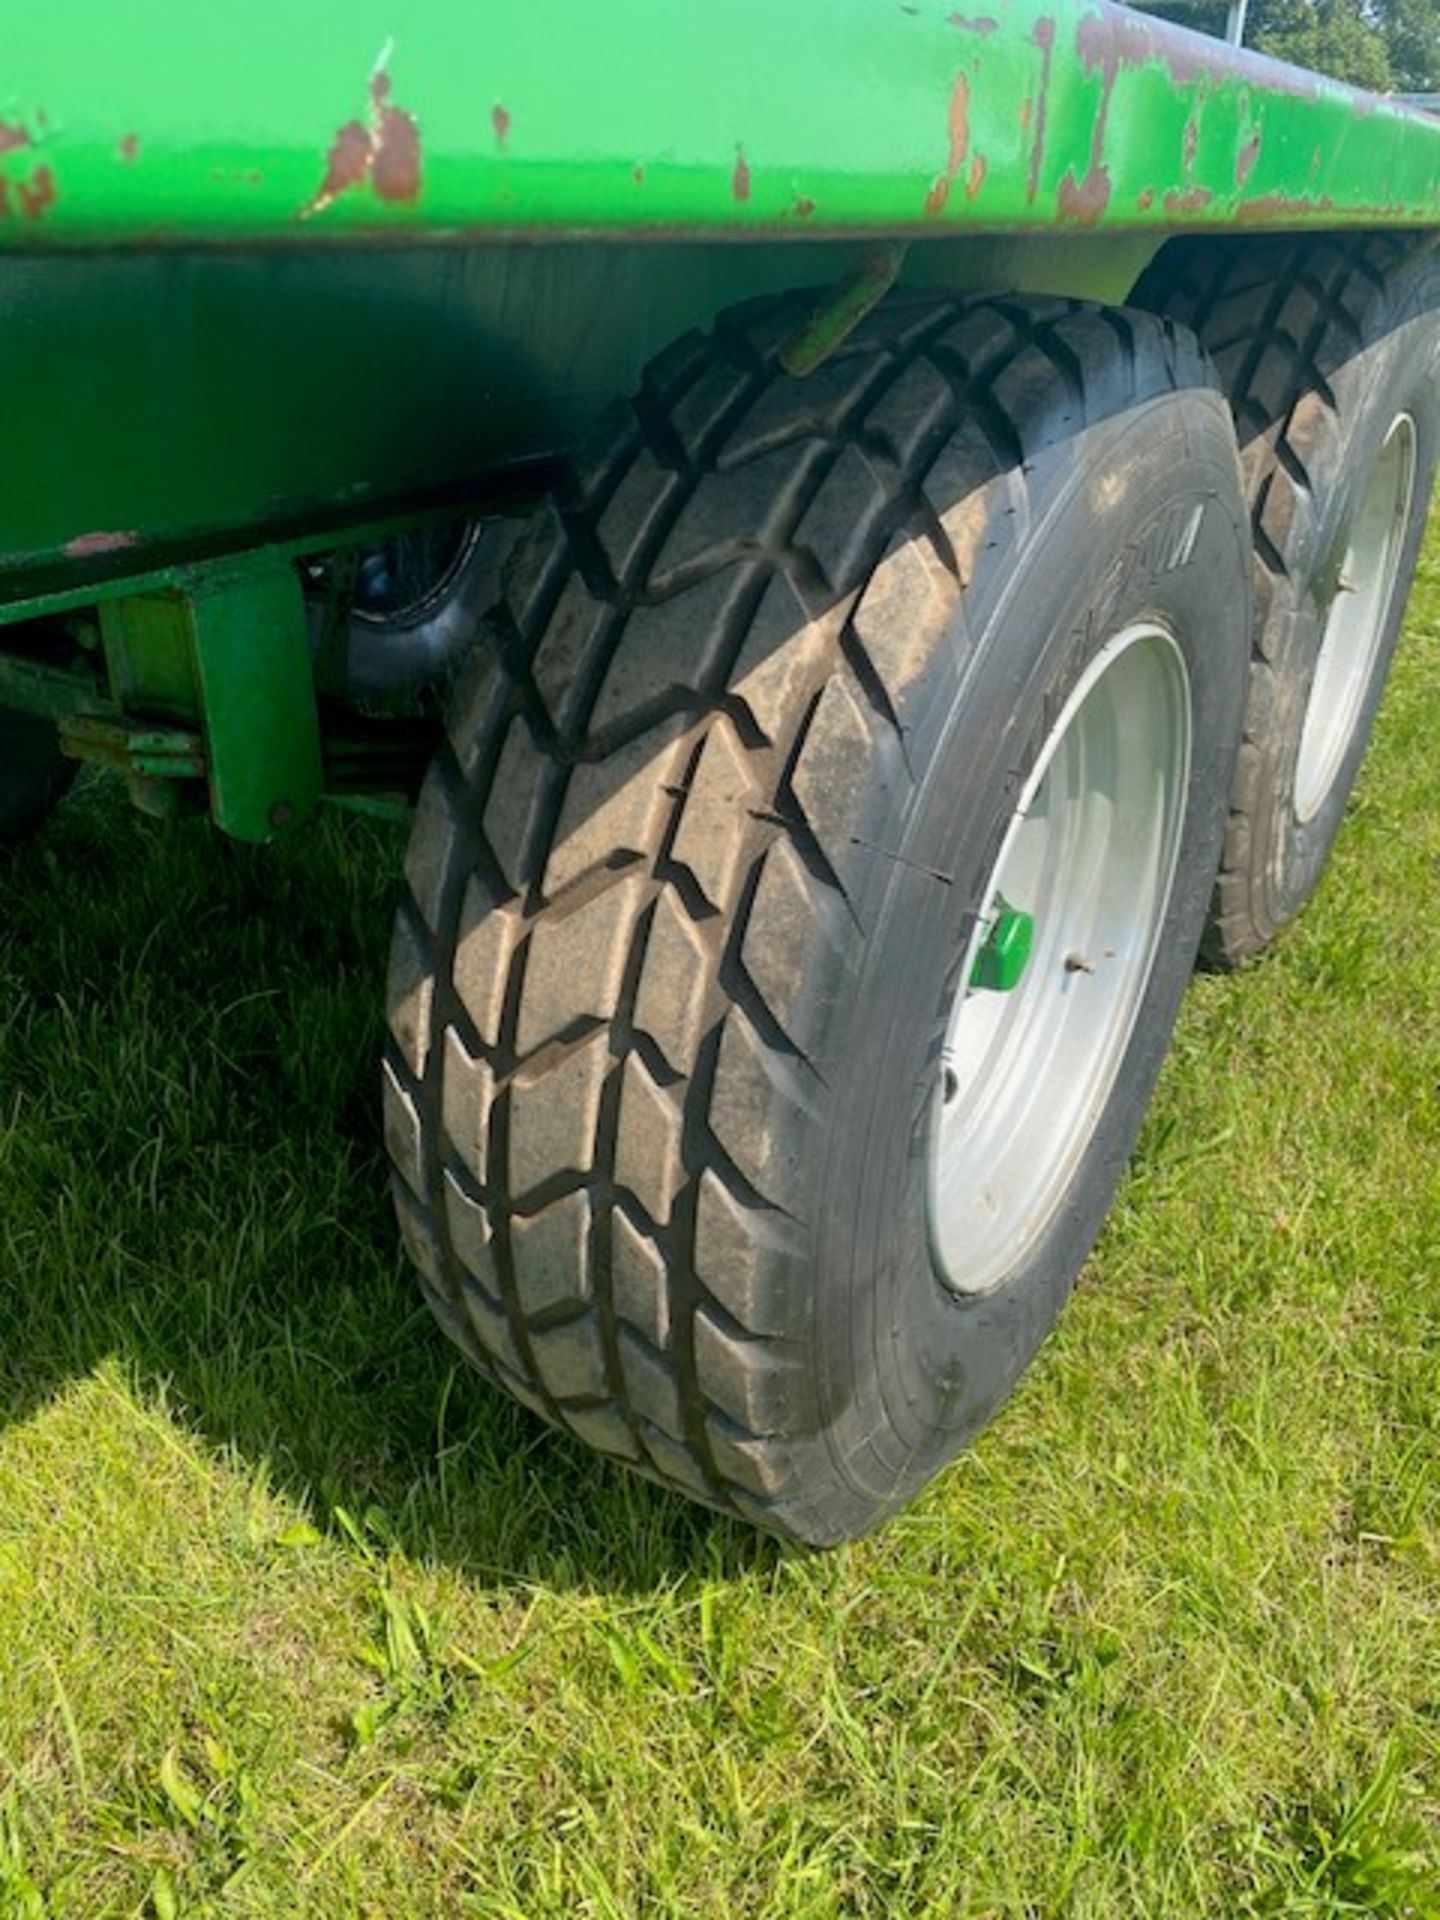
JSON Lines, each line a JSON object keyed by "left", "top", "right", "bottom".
{"left": 3, "top": 521, "right": 1440, "bottom": 1920}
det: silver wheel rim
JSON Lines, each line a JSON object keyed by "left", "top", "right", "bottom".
{"left": 1293, "top": 412, "right": 1416, "bottom": 824}
{"left": 927, "top": 623, "right": 1192, "bottom": 1296}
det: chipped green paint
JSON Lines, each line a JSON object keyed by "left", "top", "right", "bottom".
{"left": 0, "top": 0, "right": 1436, "bottom": 247}
{"left": 0, "top": 0, "right": 1431, "bottom": 838}
{"left": 0, "top": 0, "right": 1428, "bottom": 603}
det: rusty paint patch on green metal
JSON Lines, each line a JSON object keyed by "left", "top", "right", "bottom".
{"left": 0, "top": 0, "right": 1437, "bottom": 247}
{"left": 303, "top": 62, "right": 422, "bottom": 220}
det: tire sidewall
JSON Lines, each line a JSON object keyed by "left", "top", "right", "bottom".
{"left": 1250, "top": 252, "right": 1440, "bottom": 940}
{"left": 806, "top": 391, "right": 1250, "bottom": 1530}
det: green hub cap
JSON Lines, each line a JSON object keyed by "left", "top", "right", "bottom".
{"left": 970, "top": 902, "right": 1034, "bottom": 993}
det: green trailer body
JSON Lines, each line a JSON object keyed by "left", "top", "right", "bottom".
{"left": 2, "top": 0, "right": 1438, "bottom": 834}
{"left": 4, "top": 0, "right": 1438, "bottom": 1536}
{"left": 1, "top": 0, "right": 1438, "bottom": 600}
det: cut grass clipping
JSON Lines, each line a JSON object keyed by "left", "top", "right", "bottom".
{"left": 3, "top": 519, "right": 1440, "bottom": 1917}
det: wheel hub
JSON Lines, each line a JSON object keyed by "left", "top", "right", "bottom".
{"left": 1293, "top": 412, "right": 1416, "bottom": 824}
{"left": 927, "top": 623, "right": 1192, "bottom": 1296}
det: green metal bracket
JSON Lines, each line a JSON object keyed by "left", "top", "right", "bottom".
{"left": 972, "top": 905, "right": 1034, "bottom": 994}
{"left": 780, "top": 243, "right": 909, "bottom": 379}
{"left": 99, "top": 592, "right": 199, "bottom": 719}
{"left": 0, "top": 650, "right": 109, "bottom": 724}
{"left": 59, "top": 714, "right": 206, "bottom": 781}
{"left": 190, "top": 566, "right": 322, "bottom": 841}
{"left": 0, "top": 522, "right": 442, "bottom": 837}
{"left": 98, "top": 562, "right": 321, "bottom": 843}
{"left": 58, "top": 713, "right": 208, "bottom": 819}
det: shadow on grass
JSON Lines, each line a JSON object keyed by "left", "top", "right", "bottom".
{"left": 0, "top": 777, "right": 782, "bottom": 1597}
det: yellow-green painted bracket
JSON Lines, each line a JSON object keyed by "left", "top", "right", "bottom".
{"left": 781, "top": 244, "right": 910, "bottom": 378}
{"left": 99, "top": 565, "right": 321, "bottom": 843}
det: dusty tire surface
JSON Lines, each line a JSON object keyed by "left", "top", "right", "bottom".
{"left": 385, "top": 291, "right": 1251, "bottom": 1544}
{"left": 1135, "top": 233, "right": 1440, "bottom": 964}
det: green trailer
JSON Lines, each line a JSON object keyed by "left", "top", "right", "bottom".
{"left": 4, "top": 0, "right": 1438, "bottom": 1541}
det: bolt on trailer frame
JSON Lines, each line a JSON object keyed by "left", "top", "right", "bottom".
{"left": 0, "top": 0, "right": 1437, "bottom": 836}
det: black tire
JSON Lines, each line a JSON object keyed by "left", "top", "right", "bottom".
{"left": 385, "top": 291, "right": 1251, "bottom": 1544}
{"left": 0, "top": 710, "right": 73, "bottom": 843}
{"left": 1134, "top": 233, "right": 1440, "bottom": 964}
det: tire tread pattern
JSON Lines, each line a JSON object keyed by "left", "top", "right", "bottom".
{"left": 1134, "top": 231, "right": 1420, "bottom": 962}
{"left": 386, "top": 290, "right": 1211, "bottom": 1536}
